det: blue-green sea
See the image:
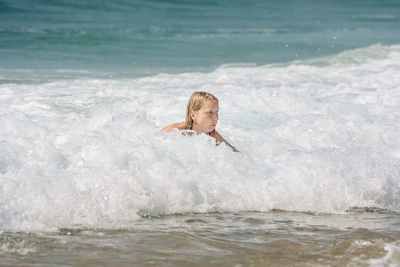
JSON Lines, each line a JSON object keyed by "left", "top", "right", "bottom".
{"left": 1, "top": 0, "right": 400, "bottom": 81}
{"left": 1, "top": 1, "right": 400, "bottom": 266}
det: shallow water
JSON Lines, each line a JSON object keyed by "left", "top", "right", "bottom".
{"left": 2, "top": 210, "right": 400, "bottom": 266}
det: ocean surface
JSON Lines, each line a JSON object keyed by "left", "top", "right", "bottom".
{"left": 1, "top": 0, "right": 400, "bottom": 266}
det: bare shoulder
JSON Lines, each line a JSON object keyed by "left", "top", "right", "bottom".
{"left": 161, "top": 122, "right": 186, "bottom": 132}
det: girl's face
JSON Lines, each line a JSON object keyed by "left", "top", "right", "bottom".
{"left": 191, "top": 99, "right": 219, "bottom": 133}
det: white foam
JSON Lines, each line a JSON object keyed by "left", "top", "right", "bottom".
{"left": 368, "top": 241, "right": 400, "bottom": 267}
{"left": 0, "top": 235, "right": 37, "bottom": 255}
{"left": 0, "top": 44, "right": 400, "bottom": 231}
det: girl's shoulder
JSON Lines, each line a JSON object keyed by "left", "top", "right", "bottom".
{"left": 161, "top": 122, "right": 187, "bottom": 132}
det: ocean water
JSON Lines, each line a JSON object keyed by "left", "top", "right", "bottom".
{"left": 1, "top": 0, "right": 400, "bottom": 266}
{"left": 1, "top": 0, "right": 400, "bottom": 82}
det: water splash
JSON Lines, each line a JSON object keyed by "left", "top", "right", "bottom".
{"left": 1, "top": 44, "right": 400, "bottom": 231}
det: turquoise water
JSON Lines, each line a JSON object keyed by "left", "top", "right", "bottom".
{"left": 1, "top": 0, "right": 400, "bottom": 81}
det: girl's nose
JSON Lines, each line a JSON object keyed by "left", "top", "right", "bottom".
{"left": 214, "top": 113, "right": 219, "bottom": 122}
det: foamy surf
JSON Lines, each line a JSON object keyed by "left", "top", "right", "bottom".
{"left": 1, "top": 44, "right": 400, "bottom": 231}
{"left": 368, "top": 241, "right": 400, "bottom": 267}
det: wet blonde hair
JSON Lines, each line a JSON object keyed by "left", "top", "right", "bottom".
{"left": 185, "top": 91, "right": 218, "bottom": 130}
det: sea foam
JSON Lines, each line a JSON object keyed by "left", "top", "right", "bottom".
{"left": 0, "top": 44, "right": 400, "bottom": 231}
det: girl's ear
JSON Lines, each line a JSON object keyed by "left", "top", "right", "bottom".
{"left": 190, "top": 111, "right": 196, "bottom": 121}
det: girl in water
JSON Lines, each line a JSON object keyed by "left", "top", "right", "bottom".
{"left": 162, "top": 91, "right": 238, "bottom": 152}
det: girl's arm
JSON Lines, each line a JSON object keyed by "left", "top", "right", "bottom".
{"left": 212, "top": 130, "right": 239, "bottom": 152}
